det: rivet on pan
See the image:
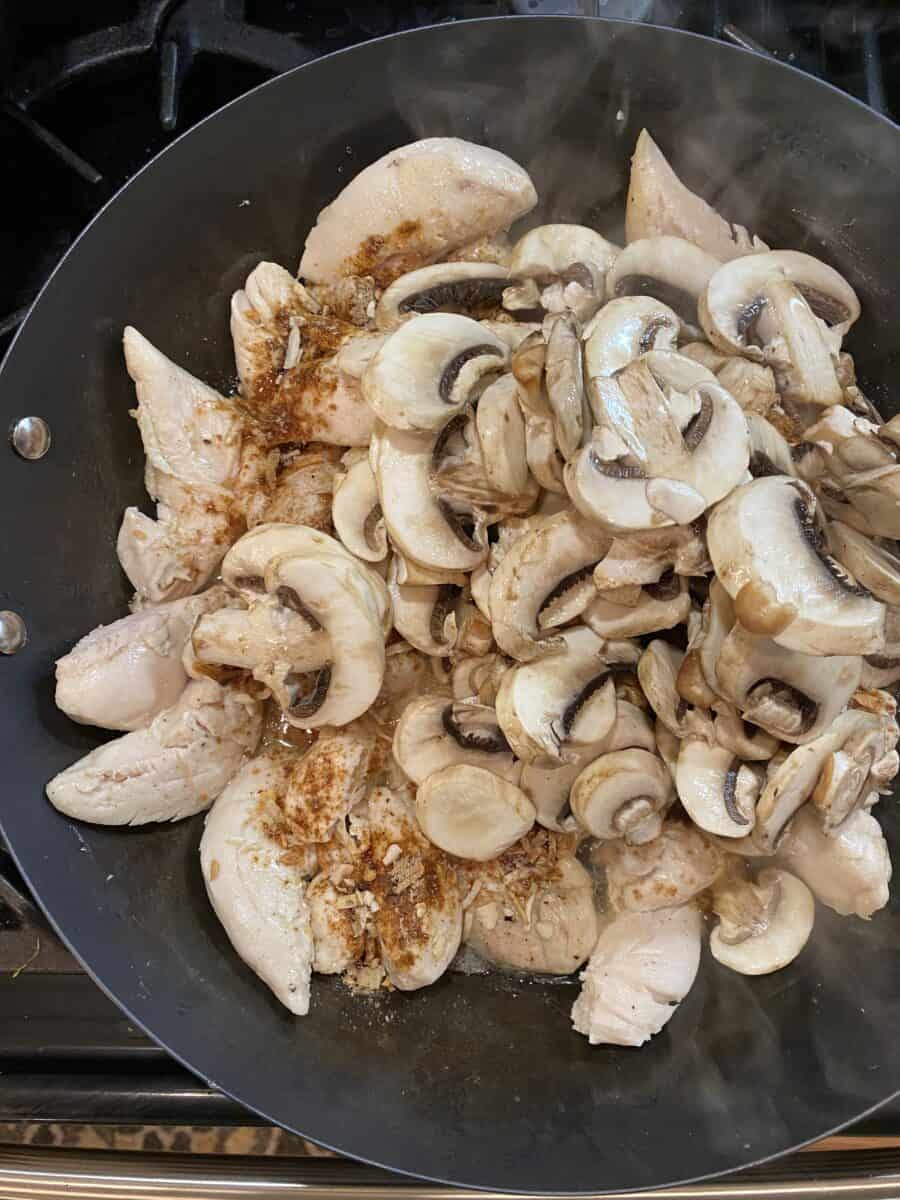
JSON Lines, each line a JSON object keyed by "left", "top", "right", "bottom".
{"left": 10, "top": 416, "right": 51, "bottom": 460}
{"left": 0, "top": 611, "right": 27, "bottom": 655}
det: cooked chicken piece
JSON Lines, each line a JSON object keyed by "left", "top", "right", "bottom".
{"left": 201, "top": 755, "right": 315, "bottom": 1015}
{"left": 299, "top": 138, "right": 537, "bottom": 286}
{"left": 55, "top": 588, "right": 230, "bottom": 732}
{"left": 230, "top": 261, "right": 375, "bottom": 447}
{"left": 571, "top": 904, "right": 702, "bottom": 1046}
{"left": 466, "top": 848, "right": 598, "bottom": 975}
{"left": 307, "top": 871, "right": 369, "bottom": 975}
{"left": 365, "top": 785, "right": 463, "bottom": 990}
{"left": 777, "top": 806, "right": 891, "bottom": 919}
{"left": 281, "top": 724, "right": 375, "bottom": 843}
{"left": 46, "top": 680, "right": 262, "bottom": 825}
{"left": 603, "top": 820, "right": 724, "bottom": 912}
{"left": 257, "top": 448, "right": 341, "bottom": 529}
{"left": 117, "top": 328, "right": 253, "bottom": 602}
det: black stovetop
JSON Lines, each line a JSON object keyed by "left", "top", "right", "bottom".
{"left": 2, "top": 0, "right": 900, "bottom": 1135}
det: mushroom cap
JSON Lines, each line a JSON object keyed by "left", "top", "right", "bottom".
{"left": 571, "top": 747, "right": 673, "bottom": 840}
{"left": 706, "top": 476, "right": 885, "bottom": 656}
{"left": 584, "top": 571, "right": 691, "bottom": 639}
{"left": 583, "top": 295, "right": 680, "bottom": 380}
{"left": 386, "top": 558, "right": 459, "bottom": 658}
{"left": 508, "top": 223, "right": 619, "bottom": 283}
{"left": 415, "top": 764, "right": 535, "bottom": 861}
{"left": 475, "top": 373, "right": 532, "bottom": 497}
{"left": 829, "top": 521, "right": 900, "bottom": 606}
{"left": 675, "top": 740, "right": 759, "bottom": 838}
{"left": 544, "top": 313, "right": 586, "bottom": 460}
{"left": 393, "top": 695, "right": 518, "bottom": 785}
{"left": 606, "top": 235, "right": 721, "bottom": 328}
{"left": 710, "top": 868, "right": 814, "bottom": 976}
{"left": 331, "top": 456, "right": 387, "bottom": 562}
{"left": 375, "top": 262, "right": 509, "bottom": 330}
{"left": 637, "top": 639, "right": 714, "bottom": 741}
{"left": 362, "top": 312, "right": 508, "bottom": 432}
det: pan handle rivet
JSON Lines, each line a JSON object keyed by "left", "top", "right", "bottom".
{"left": 0, "top": 611, "right": 27, "bottom": 655}
{"left": 10, "top": 416, "right": 51, "bottom": 460}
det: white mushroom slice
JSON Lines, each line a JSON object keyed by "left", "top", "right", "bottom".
{"left": 488, "top": 509, "right": 611, "bottom": 660}
{"left": 606, "top": 236, "right": 721, "bottom": 328}
{"left": 371, "top": 422, "right": 486, "bottom": 572}
{"left": 707, "top": 476, "right": 885, "bottom": 655}
{"left": 567, "top": 360, "right": 749, "bottom": 531}
{"left": 521, "top": 701, "right": 655, "bottom": 833}
{"left": 362, "top": 313, "right": 507, "bottom": 432}
{"left": 544, "top": 313, "right": 586, "bottom": 460}
{"left": 511, "top": 331, "right": 566, "bottom": 493}
{"left": 506, "top": 224, "right": 619, "bottom": 320}
{"left": 697, "top": 578, "right": 734, "bottom": 694}
{"left": 713, "top": 703, "right": 780, "bottom": 762}
{"left": 746, "top": 412, "right": 796, "bottom": 478}
{"left": 583, "top": 295, "right": 680, "bottom": 379}
{"left": 54, "top": 589, "right": 227, "bottom": 732}
{"left": 200, "top": 756, "right": 314, "bottom": 1015}
{"left": 451, "top": 653, "right": 509, "bottom": 706}
{"left": 281, "top": 726, "right": 374, "bottom": 843}
{"left": 605, "top": 820, "right": 724, "bottom": 912}
{"left": 593, "top": 523, "right": 710, "bottom": 591}
{"left": 474, "top": 373, "right": 532, "bottom": 496}
{"left": 331, "top": 457, "right": 386, "bottom": 562}
{"left": 431, "top": 403, "right": 538, "bottom": 519}
{"left": 654, "top": 721, "right": 680, "bottom": 777}
{"left": 676, "top": 647, "right": 719, "bottom": 710}
{"left": 481, "top": 319, "right": 543, "bottom": 350}
{"left": 753, "top": 709, "right": 895, "bottom": 849}
{"left": 392, "top": 554, "right": 468, "bottom": 588}
{"left": 260, "top": 449, "right": 337, "bottom": 531}
{"left": 467, "top": 856, "right": 598, "bottom": 975}
{"left": 393, "top": 695, "right": 518, "bottom": 785}
{"left": 584, "top": 570, "right": 690, "bottom": 638}
{"left": 46, "top": 680, "right": 262, "bottom": 826}
{"left": 763, "top": 275, "right": 842, "bottom": 409}
{"left": 675, "top": 741, "right": 759, "bottom": 838}
{"left": 700, "top": 250, "right": 860, "bottom": 357}
{"left": 299, "top": 138, "right": 537, "bottom": 286}
{"left": 829, "top": 523, "right": 900, "bottom": 605}
{"left": 626, "top": 129, "right": 766, "bottom": 260}
{"left": 710, "top": 868, "right": 813, "bottom": 975}
{"left": 717, "top": 358, "right": 778, "bottom": 416}
{"left": 375, "top": 262, "right": 508, "bottom": 330}
{"left": 416, "top": 764, "right": 535, "bottom": 861}
{"left": 387, "top": 558, "right": 459, "bottom": 658}
{"left": 571, "top": 904, "right": 702, "bottom": 1047}
{"left": 367, "top": 785, "right": 463, "bottom": 990}
{"left": 715, "top": 623, "right": 861, "bottom": 744}
{"left": 776, "top": 806, "right": 891, "bottom": 919}
{"left": 497, "top": 627, "right": 638, "bottom": 764}
{"left": 571, "top": 748, "right": 673, "bottom": 842}
{"left": 840, "top": 467, "right": 900, "bottom": 540}
{"left": 638, "top": 640, "right": 714, "bottom": 741}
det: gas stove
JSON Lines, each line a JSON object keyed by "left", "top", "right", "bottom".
{"left": 3, "top": 2, "right": 900, "bottom": 1194}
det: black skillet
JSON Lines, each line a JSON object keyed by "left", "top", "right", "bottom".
{"left": 2, "top": 16, "right": 900, "bottom": 1195}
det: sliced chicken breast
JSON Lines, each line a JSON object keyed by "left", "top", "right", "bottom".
{"left": 571, "top": 905, "right": 702, "bottom": 1046}
{"left": 201, "top": 756, "right": 315, "bottom": 1015}
{"left": 777, "top": 806, "right": 891, "bottom": 919}
{"left": 46, "top": 680, "right": 262, "bottom": 825}
{"left": 55, "top": 588, "right": 229, "bottom": 732}
{"left": 299, "top": 138, "right": 537, "bottom": 286}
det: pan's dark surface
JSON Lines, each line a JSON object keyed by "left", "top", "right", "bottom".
{"left": 2, "top": 16, "right": 900, "bottom": 1195}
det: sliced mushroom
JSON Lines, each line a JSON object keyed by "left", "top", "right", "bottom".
{"left": 544, "top": 313, "right": 586, "bottom": 459}
{"left": 431, "top": 399, "right": 538, "bottom": 518}
{"left": 776, "top": 806, "right": 891, "bottom": 919}
{"left": 387, "top": 558, "right": 459, "bottom": 657}
{"left": 375, "top": 262, "right": 509, "bottom": 330}
{"left": 474, "top": 373, "right": 532, "bottom": 496}
{"left": 828, "top": 523, "right": 900, "bottom": 605}
{"left": 480, "top": 319, "right": 543, "bottom": 350}
{"left": 604, "top": 819, "right": 724, "bottom": 912}
{"left": 583, "top": 295, "right": 680, "bottom": 380}
{"left": 466, "top": 854, "right": 598, "bottom": 975}
{"left": 593, "top": 523, "right": 710, "bottom": 591}
{"left": 393, "top": 695, "right": 518, "bottom": 785}
{"left": 451, "top": 653, "right": 510, "bottom": 706}
{"left": 584, "top": 571, "right": 691, "bottom": 638}
{"left": 637, "top": 640, "right": 714, "bottom": 741}
{"left": 707, "top": 475, "right": 885, "bottom": 655}
{"left": 416, "top": 764, "right": 535, "bottom": 860}
{"left": 567, "top": 358, "right": 749, "bottom": 531}
{"left": 626, "top": 129, "right": 766, "bottom": 260}
{"left": 299, "top": 137, "right": 537, "bottom": 286}
{"left": 675, "top": 740, "right": 760, "bottom": 838}
{"left": 488, "top": 509, "right": 611, "bottom": 660}
{"left": 710, "top": 868, "right": 813, "bottom": 975}
{"left": 506, "top": 224, "right": 619, "bottom": 320}
{"left": 200, "top": 756, "right": 314, "bottom": 1015}
{"left": 746, "top": 411, "right": 796, "bottom": 478}
{"left": 371, "top": 422, "right": 486, "bottom": 572}
{"left": 332, "top": 455, "right": 386, "bottom": 561}
{"left": 571, "top": 903, "right": 702, "bottom": 1047}
{"left": 717, "top": 358, "right": 778, "bottom": 416}
{"left": 571, "top": 748, "right": 673, "bottom": 842}
{"left": 511, "top": 331, "right": 566, "bottom": 492}
{"left": 712, "top": 702, "right": 780, "bottom": 762}
{"left": 606, "top": 236, "right": 721, "bottom": 328}
{"left": 716, "top": 623, "right": 860, "bottom": 745}
{"left": 762, "top": 275, "right": 842, "bottom": 409}
{"left": 700, "top": 250, "right": 860, "bottom": 358}
{"left": 496, "top": 627, "right": 638, "bottom": 764}
{"left": 362, "top": 313, "right": 507, "bottom": 432}
{"left": 46, "top": 680, "right": 262, "bottom": 826}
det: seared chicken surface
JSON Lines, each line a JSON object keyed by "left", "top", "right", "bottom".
{"left": 49, "top": 132, "right": 897, "bottom": 1046}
